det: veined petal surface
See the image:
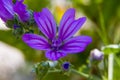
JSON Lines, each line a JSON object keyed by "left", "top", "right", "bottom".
{"left": 59, "top": 17, "right": 86, "bottom": 41}
{"left": 22, "top": 33, "right": 50, "bottom": 50}
{"left": 34, "top": 8, "right": 56, "bottom": 40}
{"left": 58, "top": 8, "right": 75, "bottom": 41}
{"left": 61, "top": 36, "right": 92, "bottom": 53}
{"left": 0, "top": 0, "right": 14, "bottom": 21}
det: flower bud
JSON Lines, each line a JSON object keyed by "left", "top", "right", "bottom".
{"left": 47, "top": 61, "right": 58, "bottom": 67}
{"left": 90, "top": 49, "right": 104, "bottom": 60}
{"left": 62, "top": 62, "right": 70, "bottom": 71}
{"left": 13, "top": 24, "right": 20, "bottom": 30}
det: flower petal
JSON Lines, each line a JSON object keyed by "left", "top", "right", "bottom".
{"left": 45, "top": 50, "right": 66, "bottom": 61}
{"left": 61, "top": 36, "right": 92, "bottom": 53}
{"left": 14, "top": 0, "right": 30, "bottom": 22}
{"left": 34, "top": 8, "right": 56, "bottom": 40}
{"left": 58, "top": 8, "right": 75, "bottom": 41}
{"left": 59, "top": 17, "right": 86, "bottom": 41}
{"left": 0, "top": 0, "right": 14, "bottom": 21}
{"left": 22, "top": 33, "right": 50, "bottom": 50}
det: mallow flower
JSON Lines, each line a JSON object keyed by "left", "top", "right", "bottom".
{"left": 22, "top": 8, "right": 92, "bottom": 61}
{"left": 0, "top": 0, "right": 30, "bottom": 22}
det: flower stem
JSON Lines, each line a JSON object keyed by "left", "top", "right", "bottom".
{"left": 104, "top": 56, "right": 108, "bottom": 79}
{"left": 71, "top": 69, "right": 89, "bottom": 78}
{"left": 108, "top": 54, "right": 114, "bottom": 80}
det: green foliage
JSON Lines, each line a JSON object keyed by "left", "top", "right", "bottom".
{"left": 24, "top": 0, "right": 50, "bottom": 11}
{"left": 72, "top": 0, "right": 120, "bottom": 45}
{"left": 102, "top": 44, "right": 120, "bottom": 55}
{"left": 33, "top": 61, "right": 71, "bottom": 80}
{"left": 44, "top": 72, "right": 69, "bottom": 80}
{"left": 6, "top": 20, "right": 14, "bottom": 28}
{"left": 114, "top": 55, "right": 120, "bottom": 80}
{"left": 103, "top": 47, "right": 120, "bottom": 55}
{"left": 34, "top": 62, "right": 49, "bottom": 80}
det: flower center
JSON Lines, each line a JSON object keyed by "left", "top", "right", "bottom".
{"left": 51, "top": 39, "right": 61, "bottom": 51}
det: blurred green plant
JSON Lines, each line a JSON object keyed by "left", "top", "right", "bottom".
{"left": 72, "top": 0, "right": 120, "bottom": 45}
{"left": 72, "top": 0, "right": 120, "bottom": 79}
{"left": 24, "top": 0, "right": 50, "bottom": 11}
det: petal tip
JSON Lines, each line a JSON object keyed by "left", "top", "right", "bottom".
{"left": 68, "top": 8, "right": 75, "bottom": 11}
{"left": 67, "top": 8, "right": 75, "bottom": 14}
{"left": 86, "top": 36, "right": 92, "bottom": 44}
{"left": 81, "top": 17, "right": 87, "bottom": 22}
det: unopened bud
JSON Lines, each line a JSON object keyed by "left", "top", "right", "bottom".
{"left": 90, "top": 49, "right": 104, "bottom": 60}
{"left": 62, "top": 62, "right": 70, "bottom": 71}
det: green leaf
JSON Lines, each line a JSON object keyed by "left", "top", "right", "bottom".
{"left": 102, "top": 44, "right": 120, "bottom": 55}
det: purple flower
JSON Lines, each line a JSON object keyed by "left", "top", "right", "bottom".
{"left": 22, "top": 8, "right": 92, "bottom": 61}
{"left": 0, "top": 0, "right": 30, "bottom": 22}
{"left": 13, "top": 0, "right": 30, "bottom": 22}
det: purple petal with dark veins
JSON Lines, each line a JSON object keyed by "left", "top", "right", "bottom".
{"left": 45, "top": 50, "right": 67, "bottom": 61}
{"left": 58, "top": 8, "right": 75, "bottom": 41}
{"left": 14, "top": 0, "right": 30, "bottom": 22}
{"left": 60, "top": 17, "right": 86, "bottom": 41}
{"left": 22, "top": 33, "right": 50, "bottom": 50}
{"left": 61, "top": 36, "right": 92, "bottom": 53}
{"left": 34, "top": 8, "right": 56, "bottom": 40}
{"left": 0, "top": 0, "right": 14, "bottom": 21}
{"left": 42, "top": 8, "right": 56, "bottom": 37}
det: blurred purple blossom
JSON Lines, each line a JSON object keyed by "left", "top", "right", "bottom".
{"left": 22, "top": 8, "right": 92, "bottom": 61}
{"left": 0, "top": 0, "right": 14, "bottom": 22}
{"left": 0, "top": 0, "right": 30, "bottom": 22}
{"left": 13, "top": 0, "right": 30, "bottom": 22}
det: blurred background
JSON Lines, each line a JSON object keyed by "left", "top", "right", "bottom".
{"left": 0, "top": 0, "right": 120, "bottom": 80}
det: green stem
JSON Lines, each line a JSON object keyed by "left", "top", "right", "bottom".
{"left": 48, "top": 69, "right": 61, "bottom": 73}
{"left": 71, "top": 69, "right": 89, "bottom": 78}
{"left": 108, "top": 54, "right": 114, "bottom": 80}
{"left": 104, "top": 56, "right": 108, "bottom": 78}
{"left": 114, "top": 55, "right": 120, "bottom": 67}
{"left": 48, "top": 69, "right": 89, "bottom": 78}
